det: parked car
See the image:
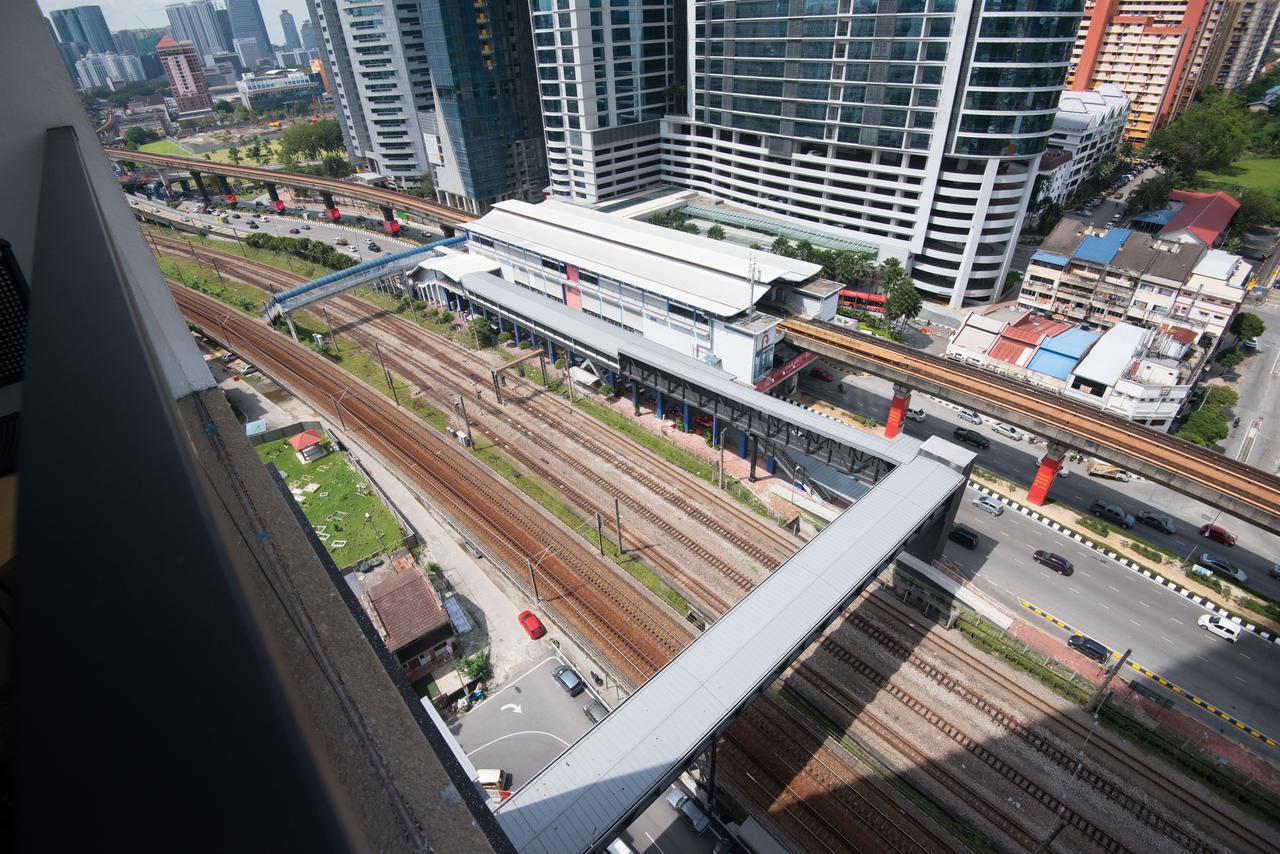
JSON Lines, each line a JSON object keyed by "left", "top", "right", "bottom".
{"left": 1068, "top": 634, "right": 1110, "bottom": 664}
{"left": 357, "top": 557, "right": 384, "bottom": 574}
{"left": 973, "top": 495, "right": 1004, "bottom": 516}
{"left": 1033, "top": 550, "right": 1074, "bottom": 576}
{"left": 953, "top": 427, "right": 989, "bottom": 450}
{"left": 1242, "top": 336, "right": 1259, "bottom": 350}
{"left": 300, "top": 223, "right": 310, "bottom": 230}
{"left": 1136, "top": 510, "right": 1176, "bottom": 535}
{"left": 289, "top": 227, "right": 300, "bottom": 234}
{"left": 956, "top": 408, "right": 983, "bottom": 425}
{"left": 477, "top": 768, "right": 510, "bottom": 792}
{"left": 517, "top": 609, "right": 546, "bottom": 639}
{"left": 665, "top": 788, "right": 710, "bottom": 834}
{"left": 1197, "top": 613, "right": 1242, "bottom": 643}
{"left": 247, "top": 221, "right": 258, "bottom": 229}
{"left": 368, "top": 243, "right": 382, "bottom": 252}
{"left": 948, "top": 525, "right": 980, "bottom": 549}
{"left": 552, "top": 664, "right": 585, "bottom": 696}
{"left": 1195, "top": 553, "right": 1247, "bottom": 583}
{"left": 808, "top": 367, "right": 834, "bottom": 382}
{"left": 991, "top": 422, "right": 1023, "bottom": 441}
{"left": 1199, "top": 523, "right": 1236, "bottom": 546}
{"left": 230, "top": 212, "right": 241, "bottom": 219}
{"left": 583, "top": 699, "right": 610, "bottom": 724}
{"left": 1090, "top": 499, "right": 1134, "bottom": 528}
{"left": 905, "top": 406, "right": 926, "bottom": 422}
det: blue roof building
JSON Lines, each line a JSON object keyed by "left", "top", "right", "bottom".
{"left": 1027, "top": 327, "right": 1099, "bottom": 379}
{"left": 1072, "top": 227, "right": 1130, "bottom": 265}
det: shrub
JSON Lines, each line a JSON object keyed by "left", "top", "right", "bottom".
{"left": 554, "top": 357, "right": 566, "bottom": 369}
{"left": 1126, "top": 541, "right": 1165, "bottom": 564}
{"left": 458, "top": 651, "right": 491, "bottom": 681}
{"left": 439, "top": 310, "right": 453, "bottom": 324}
{"left": 1076, "top": 515, "right": 1112, "bottom": 538}
{"left": 599, "top": 383, "right": 615, "bottom": 397}
{"left": 498, "top": 331, "right": 512, "bottom": 343}
{"left": 1217, "top": 347, "right": 1244, "bottom": 369}
{"left": 518, "top": 340, "right": 531, "bottom": 350}
{"left": 427, "top": 306, "right": 440, "bottom": 319}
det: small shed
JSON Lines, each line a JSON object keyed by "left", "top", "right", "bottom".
{"left": 288, "top": 430, "right": 328, "bottom": 464}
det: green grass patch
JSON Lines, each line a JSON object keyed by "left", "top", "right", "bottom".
{"left": 155, "top": 254, "right": 265, "bottom": 313}
{"left": 1200, "top": 157, "right": 1280, "bottom": 194}
{"left": 144, "top": 223, "right": 336, "bottom": 279}
{"left": 1125, "top": 540, "right": 1166, "bottom": 564}
{"left": 955, "top": 612, "right": 1092, "bottom": 705}
{"left": 255, "top": 433, "right": 401, "bottom": 568}
{"left": 1075, "top": 514, "right": 1114, "bottom": 539}
{"left": 139, "top": 137, "right": 193, "bottom": 156}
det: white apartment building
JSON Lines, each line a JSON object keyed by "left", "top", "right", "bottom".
{"left": 75, "top": 52, "right": 146, "bottom": 90}
{"left": 1210, "top": 0, "right": 1280, "bottom": 91}
{"left": 309, "top": 0, "right": 433, "bottom": 185}
{"left": 1043, "top": 83, "right": 1129, "bottom": 204}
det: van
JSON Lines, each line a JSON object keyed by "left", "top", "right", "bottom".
{"left": 1090, "top": 500, "right": 1134, "bottom": 528}
{"left": 948, "top": 525, "right": 979, "bottom": 550}
{"left": 477, "top": 769, "right": 509, "bottom": 791}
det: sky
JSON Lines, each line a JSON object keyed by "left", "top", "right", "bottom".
{"left": 37, "top": 0, "right": 309, "bottom": 46}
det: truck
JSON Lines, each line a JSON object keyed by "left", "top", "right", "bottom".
{"left": 1087, "top": 459, "right": 1130, "bottom": 482}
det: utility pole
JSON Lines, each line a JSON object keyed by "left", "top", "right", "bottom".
{"left": 211, "top": 257, "right": 224, "bottom": 286}
{"left": 1087, "top": 647, "right": 1131, "bottom": 713}
{"left": 614, "top": 497, "right": 624, "bottom": 554}
{"left": 595, "top": 512, "right": 604, "bottom": 555}
{"left": 321, "top": 307, "right": 338, "bottom": 351}
{"left": 718, "top": 438, "right": 726, "bottom": 490}
{"left": 373, "top": 341, "right": 399, "bottom": 405}
{"left": 457, "top": 396, "right": 473, "bottom": 448}
{"left": 526, "top": 557, "right": 540, "bottom": 602}
{"left": 328, "top": 392, "right": 347, "bottom": 429}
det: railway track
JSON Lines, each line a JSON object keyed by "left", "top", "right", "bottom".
{"left": 160, "top": 239, "right": 1269, "bottom": 853}
{"left": 782, "top": 319, "right": 1280, "bottom": 523}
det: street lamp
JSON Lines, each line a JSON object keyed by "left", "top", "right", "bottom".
{"left": 526, "top": 543, "right": 556, "bottom": 602}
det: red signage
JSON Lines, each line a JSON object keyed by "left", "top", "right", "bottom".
{"left": 755, "top": 351, "right": 816, "bottom": 391}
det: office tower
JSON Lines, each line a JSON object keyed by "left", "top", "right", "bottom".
{"left": 418, "top": 0, "right": 547, "bottom": 212}
{"left": 49, "top": 5, "right": 115, "bottom": 55}
{"left": 235, "top": 36, "right": 269, "bottom": 70}
{"left": 227, "top": 0, "right": 274, "bottom": 61}
{"left": 309, "top": 0, "right": 434, "bottom": 185}
{"left": 300, "top": 19, "right": 319, "bottom": 51}
{"left": 1207, "top": 0, "right": 1280, "bottom": 91}
{"left": 281, "top": 10, "right": 303, "bottom": 50}
{"left": 75, "top": 52, "right": 146, "bottom": 90}
{"left": 1067, "top": 0, "right": 1226, "bottom": 144}
{"left": 157, "top": 36, "right": 213, "bottom": 113}
{"left": 47, "top": 17, "right": 84, "bottom": 83}
{"left": 165, "top": 1, "right": 229, "bottom": 60}
{"left": 114, "top": 29, "right": 168, "bottom": 80}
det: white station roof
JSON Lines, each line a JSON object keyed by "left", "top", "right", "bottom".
{"left": 465, "top": 200, "right": 823, "bottom": 319}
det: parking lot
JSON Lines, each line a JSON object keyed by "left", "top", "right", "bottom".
{"left": 1073, "top": 162, "right": 1160, "bottom": 226}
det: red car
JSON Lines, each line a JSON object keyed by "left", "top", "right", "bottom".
{"left": 1199, "top": 523, "right": 1237, "bottom": 546}
{"left": 808, "top": 367, "right": 834, "bottom": 382}
{"left": 518, "top": 609, "right": 546, "bottom": 639}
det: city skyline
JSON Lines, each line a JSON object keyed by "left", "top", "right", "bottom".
{"left": 37, "top": 0, "right": 306, "bottom": 46}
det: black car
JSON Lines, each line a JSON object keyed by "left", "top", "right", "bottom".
{"left": 1068, "top": 634, "right": 1110, "bottom": 664}
{"left": 553, "top": 664, "right": 585, "bottom": 696}
{"left": 953, "top": 427, "right": 989, "bottom": 450}
{"left": 1033, "top": 549, "right": 1074, "bottom": 575}
{"left": 948, "top": 525, "right": 980, "bottom": 550}
{"left": 1136, "top": 510, "right": 1176, "bottom": 535}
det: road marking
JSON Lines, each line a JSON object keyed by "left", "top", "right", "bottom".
{"left": 1160, "top": 636, "right": 1173, "bottom": 644}
{"left": 1107, "top": 585, "right": 1120, "bottom": 593}
{"left": 1138, "top": 601, "right": 1150, "bottom": 608}
{"left": 1078, "top": 570, "right": 1091, "bottom": 577}
{"left": 645, "top": 833, "right": 669, "bottom": 854}
{"left": 1169, "top": 617, "right": 1183, "bottom": 625}
{"left": 485, "top": 655, "right": 562, "bottom": 702}
{"left": 500, "top": 703, "right": 523, "bottom": 714}
{"left": 1237, "top": 417, "right": 1262, "bottom": 464}
{"left": 465, "top": 730, "right": 573, "bottom": 757}
{"left": 1236, "top": 676, "right": 1247, "bottom": 684}
{"left": 1240, "top": 652, "right": 1253, "bottom": 660}
{"left": 1196, "top": 655, "right": 1209, "bottom": 662}
{"left": 1097, "top": 602, "right": 1110, "bottom": 610}
{"left": 1129, "top": 619, "right": 1141, "bottom": 627}
{"left": 1270, "top": 347, "right": 1280, "bottom": 377}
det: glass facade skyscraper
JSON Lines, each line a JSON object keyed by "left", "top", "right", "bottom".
{"left": 49, "top": 5, "right": 116, "bottom": 55}
{"left": 165, "top": 1, "right": 230, "bottom": 60}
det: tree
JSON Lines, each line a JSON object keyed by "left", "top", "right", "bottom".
{"left": 1232, "top": 189, "right": 1280, "bottom": 233}
{"left": 1129, "top": 172, "right": 1178, "bottom": 213}
{"left": 1203, "top": 385, "right": 1239, "bottom": 410}
{"left": 123, "top": 127, "right": 160, "bottom": 149}
{"left": 468, "top": 316, "right": 493, "bottom": 347}
{"left": 458, "top": 651, "right": 491, "bottom": 681}
{"left": 882, "top": 266, "right": 922, "bottom": 330}
{"left": 770, "top": 236, "right": 794, "bottom": 257}
{"left": 1217, "top": 347, "right": 1245, "bottom": 368}
{"left": 1232, "top": 312, "right": 1266, "bottom": 339}
{"left": 1176, "top": 408, "right": 1229, "bottom": 446}
{"left": 1148, "top": 87, "right": 1248, "bottom": 181}
{"left": 227, "top": 145, "right": 242, "bottom": 165}
{"left": 707, "top": 224, "right": 726, "bottom": 240}
{"left": 317, "top": 153, "right": 354, "bottom": 178}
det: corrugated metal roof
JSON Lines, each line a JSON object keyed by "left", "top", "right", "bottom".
{"left": 465, "top": 200, "right": 823, "bottom": 318}
{"left": 1072, "top": 227, "right": 1130, "bottom": 265}
{"left": 1160, "top": 190, "right": 1239, "bottom": 246}
{"left": 1071, "top": 322, "right": 1148, "bottom": 387}
{"left": 1042, "top": 327, "right": 1100, "bottom": 358}
{"left": 988, "top": 338, "right": 1031, "bottom": 365}
{"left": 494, "top": 453, "right": 966, "bottom": 853}
{"left": 1031, "top": 250, "right": 1070, "bottom": 266}
{"left": 1003, "top": 314, "right": 1070, "bottom": 345}
{"left": 461, "top": 272, "right": 628, "bottom": 361}
{"left": 1027, "top": 348, "right": 1080, "bottom": 380}
{"left": 368, "top": 569, "right": 450, "bottom": 653}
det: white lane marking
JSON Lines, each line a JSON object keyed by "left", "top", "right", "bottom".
{"left": 486, "top": 656, "right": 562, "bottom": 702}
{"left": 1235, "top": 676, "right": 1247, "bottom": 684}
{"left": 1138, "top": 601, "right": 1150, "bottom": 608}
{"left": 1196, "top": 655, "right": 1209, "bottom": 663}
{"left": 1160, "top": 636, "right": 1173, "bottom": 644}
{"left": 1108, "top": 585, "right": 1120, "bottom": 593}
{"left": 1129, "top": 619, "right": 1141, "bottom": 627}
{"left": 646, "top": 833, "right": 669, "bottom": 854}
{"left": 1240, "top": 652, "right": 1252, "bottom": 660}
{"left": 1078, "top": 571, "right": 1091, "bottom": 578}
{"left": 1169, "top": 617, "right": 1183, "bottom": 625}
{"left": 465, "top": 730, "right": 572, "bottom": 756}
{"left": 1097, "top": 602, "right": 1111, "bottom": 610}
{"left": 1071, "top": 587, "right": 1081, "bottom": 594}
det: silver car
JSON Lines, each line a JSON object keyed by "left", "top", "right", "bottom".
{"left": 991, "top": 422, "right": 1024, "bottom": 441}
{"left": 973, "top": 495, "right": 1005, "bottom": 516}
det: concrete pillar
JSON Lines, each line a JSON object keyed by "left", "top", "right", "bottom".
{"left": 750, "top": 435, "right": 759, "bottom": 482}
{"left": 321, "top": 191, "right": 340, "bottom": 221}
{"left": 738, "top": 430, "right": 749, "bottom": 459}
{"left": 177, "top": 177, "right": 191, "bottom": 193}
{"left": 885, "top": 383, "right": 912, "bottom": 439}
{"left": 497, "top": 315, "right": 505, "bottom": 334}
{"left": 682, "top": 402, "right": 691, "bottom": 433}
{"left": 190, "top": 171, "right": 211, "bottom": 205}
{"left": 1027, "top": 442, "right": 1070, "bottom": 506}
{"left": 548, "top": 341, "right": 556, "bottom": 363}
{"left": 379, "top": 204, "right": 401, "bottom": 234}
{"left": 513, "top": 324, "right": 521, "bottom": 345}
{"left": 656, "top": 390, "right": 665, "bottom": 421}
{"left": 631, "top": 381, "right": 640, "bottom": 416}
{"left": 216, "top": 174, "right": 236, "bottom": 204}
{"left": 442, "top": 224, "right": 456, "bottom": 238}
{"left": 266, "top": 182, "right": 284, "bottom": 212}
{"left": 608, "top": 370, "right": 616, "bottom": 388}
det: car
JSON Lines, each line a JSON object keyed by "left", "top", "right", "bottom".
{"left": 948, "top": 524, "right": 980, "bottom": 549}
{"left": 300, "top": 223, "right": 310, "bottom": 230}
{"left": 552, "top": 664, "right": 585, "bottom": 696}
{"left": 905, "top": 406, "right": 926, "bottom": 422}
{"left": 517, "top": 609, "right": 546, "bottom": 639}
{"left": 1136, "top": 510, "right": 1176, "bottom": 535}
{"left": 230, "top": 212, "right": 241, "bottom": 219}
{"left": 1242, "top": 336, "right": 1259, "bottom": 349}
{"left": 247, "top": 221, "right": 259, "bottom": 229}
{"left": 1199, "top": 523, "right": 1236, "bottom": 546}
{"left": 991, "top": 422, "right": 1023, "bottom": 441}
{"left": 956, "top": 408, "right": 983, "bottom": 425}
{"left": 368, "top": 243, "right": 382, "bottom": 252}
{"left": 1033, "top": 550, "right": 1074, "bottom": 575}
{"left": 1068, "top": 634, "right": 1110, "bottom": 664}
{"left": 953, "top": 427, "right": 989, "bottom": 449}
{"left": 357, "top": 557, "right": 384, "bottom": 574}
{"left": 808, "top": 367, "right": 834, "bottom": 382}
{"left": 335, "top": 237, "right": 349, "bottom": 246}
{"left": 665, "top": 788, "right": 710, "bottom": 834}
{"left": 973, "top": 495, "right": 1004, "bottom": 516}
{"left": 1197, "top": 613, "right": 1243, "bottom": 643}
{"left": 1090, "top": 499, "right": 1134, "bottom": 528}
{"left": 583, "top": 699, "right": 610, "bottom": 724}
{"left": 1195, "top": 552, "right": 1247, "bottom": 583}
{"left": 289, "top": 227, "right": 300, "bottom": 234}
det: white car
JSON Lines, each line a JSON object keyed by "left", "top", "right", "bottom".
{"left": 905, "top": 407, "right": 926, "bottom": 422}
{"left": 1197, "top": 613, "right": 1242, "bottom": 644}
{"left": 973, "top": 495, "right": 1004, "bottom": 516}
{"left": 957, "top": 408, "right": 983, "bottom": 425}
{"left": 991, "top": 422, "right": 1024, "bottom": 441}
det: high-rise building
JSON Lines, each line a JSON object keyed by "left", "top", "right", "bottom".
{"left": 418, "top": 0, "right": 547, "bottom": 212}
{"left": 47, "top": 17, "right": 85, "bottom": 84}
{"left": 226, "top": 0, "right": 274, "bottom": 62}
{"left": 309, "top": 0, "right": 434, "bottom": 185}
{"left": 164, "top": 1, "right": 229, "bottom": 61}
{"left": 1039, "top": 84, "right": 1131, "bottom": 204}
{"left": 1067, "top": 0, "right": 1226, "bottom": 145}
{"left": 280, "top": 9, "right": 303, "bottom": 50}
{"left": 49, "top": 5, "right": 115, "bottom": 55}
{"left": 157, "top": 36, "right": 213, "bottom": 114}
{"left": 234, "top": 36, "right": 269, "bottom": 70}
{"left": 1206, "top": 0, "right": 1280, "bottom": 91}
{"left": 535, "top": 0, "right": 1077, "bottom": 305}
{"left": 215, "top": 7, "right": 235, "bottom": 55}
{"left": 300, "top": 19, "right": 318, "bottom": 51}
{"left": 75, "top": 52, "right": 146, "bottom": 90}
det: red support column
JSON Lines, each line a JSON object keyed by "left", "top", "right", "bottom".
{"left": 885, "top": 383, "right": 911, "bottom": 439}
{"left": 1027, "top": 446, "right": 1067, "bottom": 505}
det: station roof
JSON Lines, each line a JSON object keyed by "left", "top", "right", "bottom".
{"left": 460, "top": 272, "right": 626, "bottom": 361}
{"left": 494, "top": 448, "right": 966, "bottom": 853}
{"left": 464, "top": 200, "right": 823, "bottom": 319}
{"left": 1071, "top": 323, "right": 1148, "bottom": 387}
{"left": 411, "top": 251, "right": 500, "bottom": 282}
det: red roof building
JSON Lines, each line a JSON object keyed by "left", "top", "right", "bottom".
{"left": 287, "top": 430, "right": 324, "bottom": 452}
{"left": 368, "top": 569, "right": 454, "bottom": 681}
{"left": 1159, "top": 190, "right": 1239, "bottom": 247}
{"left": 988, "top": 314, "right": 1071, "bottom": 366}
